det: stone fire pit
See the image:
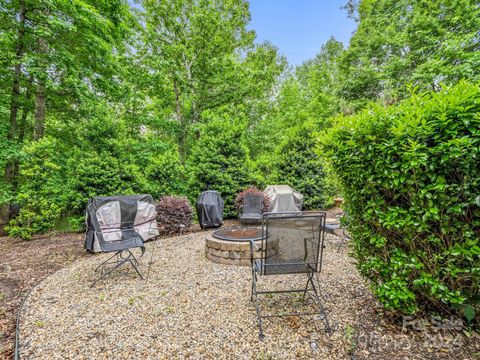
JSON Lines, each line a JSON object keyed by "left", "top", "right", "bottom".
{"left": 205, "top": 228, "right": 277, "bottom": 266}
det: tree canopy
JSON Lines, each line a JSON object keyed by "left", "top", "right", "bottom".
{"left": 1, "top": 0, "right": 478, "bottom": 237}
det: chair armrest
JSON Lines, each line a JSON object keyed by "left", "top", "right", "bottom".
{"left": 93, "top": 228, "right": 145, "bottom": 253}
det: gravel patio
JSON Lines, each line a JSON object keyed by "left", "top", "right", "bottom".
{"left": 18, "top": 232, "right": 478, "bottom": 359}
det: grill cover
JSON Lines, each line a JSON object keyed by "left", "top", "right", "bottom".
{"left": 264, "top": 185, "right": 303, "bottom": 213}
{"left": 196, "top": 190, "right": 224, "bottom": 229}
{"left": 84, "top": 194, "right": 158, "bottom": 253}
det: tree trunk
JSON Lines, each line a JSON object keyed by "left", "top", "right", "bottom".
{"left": 18, "top": 76, "right": 34, "bottom": 145}
{"left": 12, "top": 76, "right": 34, "bottom": 187}
{"left": 34, "top": 75, "right": 46, "bottom": 139}
{"left": 174, "top": 79, "right": 187, "bottom": 161}
{"left": 34, "top": 10, "right": 49, "bottom": 140}
{"left": 184, "top": 58, "right": 200, "bottom": 123}
{"left": 4, "top": 0, "right": 26, "bottom": 183}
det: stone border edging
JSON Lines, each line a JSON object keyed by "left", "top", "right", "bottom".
{"left": 14, "top": 265, "right": 66, "bottom": 360}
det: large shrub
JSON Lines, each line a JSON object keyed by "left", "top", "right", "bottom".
{"left": 144, "top": 149, "right": 187, "bottom": 199}
{"left": 275, "top": 123, "right": 335, "bottom": 209}
{"left": 6, "top": 127, "right": 186, "bottom": 238}
{"left": 5, "top": 138, "right": 69, "bottom": 239}
{"left": 322, "top": 81, "right": 480, "bottom": 324}
{"left": 188, "top": 117, "right": 252, "bottom": 217}
{"left": 155, "top": 195, "right": 193, "bottom": 235}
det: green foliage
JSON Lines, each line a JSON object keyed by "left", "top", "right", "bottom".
{"left": 188, "top": 116, "right": 252, "bottom": 217}
{"left": 141, "top": 0, "right": 284, "bottom": 157}
{"left": 6, "top": 137, "right": 68, "bottom": 239}
{"left": 67, "top": 152, "right": 140, "bottom": 211}
{"left": 247, "top": 39, "right": 344, "bottom": 190}
{"left": 275, "top": 124, "right": 335, "bottom": 209}
{"left": 6, "top": 113, "right": 186, "bottom": 238}
{"left": 144, "top": 150, "right": 187, "bottom": 199}
{"left": 322, "top": 81, "right": 480, "bottom": 322}
{"left": 341, "top": 0, "right": 480, "bottom": 106}
{"left": 296, "top": 38, "right": 346, "bottom": 116}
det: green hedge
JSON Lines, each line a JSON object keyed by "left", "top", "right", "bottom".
{"left": 6, "top": 131, "right": 185, "bottom": 239}
{"left": 275, "top": 124, "right": 336, "bottom": 209}
{"left": 187, "top": 117, "right": 252, "bottom": 217}
{"left": 322, "top": 81, "right": 480, "bottom": 323}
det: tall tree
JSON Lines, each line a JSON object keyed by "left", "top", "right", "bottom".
{"left": 340, "top": 0, "right": 480, "bottom": 106}
{"left": 4, "top": 0, "right": 26, "bottom": 183}
{"left": 0, "top": 0, "right": 134, "bottom": 197}
{"left": 296, "top": 37, "right": 345, "bottom": 116}
{"left": 141, "top": 0, "right": 284, "bottom": 158}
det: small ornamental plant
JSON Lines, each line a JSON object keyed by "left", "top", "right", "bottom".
{"left": 235, "top": 186, "right": 270, "bottom": 213}
{"left": 155, "top": 196, "right": 193, "bottom": 235}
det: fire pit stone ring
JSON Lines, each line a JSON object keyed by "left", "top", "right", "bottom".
{"left": 205, "top": 227, "right": 277, "bottom": 266}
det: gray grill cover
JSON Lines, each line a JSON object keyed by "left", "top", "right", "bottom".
{"left": 264, "top": 185, "right": 303, "bottom": 213}
{"left": 84, "top": 194, "right": 159, "bottom": 253}
{"left": 196, "top": 190, "right": 224, "bottom": 229}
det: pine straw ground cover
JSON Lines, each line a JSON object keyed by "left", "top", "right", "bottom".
{"left": 19, "top": 233, "right": 479, "bottom": 360}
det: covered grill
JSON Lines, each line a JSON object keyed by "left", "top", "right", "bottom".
{"left": 264, "top": 185, "right": 303, "bottom": 213}
{"left": 195, "top": 190, "right": 224, "bottom": 229}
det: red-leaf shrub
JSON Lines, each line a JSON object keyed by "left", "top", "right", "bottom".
{"left": 155, "top": 196, "right": 193, "bottom": 235}
{"left": 235, "top": 186, "right": 270, "bottom": 213}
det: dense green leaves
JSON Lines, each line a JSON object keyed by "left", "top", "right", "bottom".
{"left": 322, "top": 81, "right": 480, "bottom": 322}
{"left": 187, "top": 116, "right": 253, "bottom": 217}
{"left": 141, "top": 0, "right": 284, "bottom": 157}
{"left": 275, "top": 124, "right": 335, "bottom": 209}
{"left": 2, "top": 5, "right": 479, "bottom": 333}
{"left": 340, "top": 0, "right": 480, "bottom": 107}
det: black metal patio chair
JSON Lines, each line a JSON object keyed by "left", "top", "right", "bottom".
{"left": 85, "top": 195, "right": 159, "bottom": 287}
{"left": 240, "top": 193, "right": 263, "bottom": 225}
{"left": 250, "top": 212, "right": 331, "bottom": 338}
{"left": 89, "top": 228, "right": 146, "bottom": 288}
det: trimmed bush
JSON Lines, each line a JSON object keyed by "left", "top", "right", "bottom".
{"left": 235, "top": 186, "right": 270, "bottom": 213}
{"left": 188, "top": 117, "right": 252, "bottom": 217}
{"left": 275, "top": 124, "right": 335, "bottom": 209}
{"left": 322, "top": 81, "right": 480, "bottom": 324}
{"left": 155, "top": 195, "right": 193, "bottom": 235}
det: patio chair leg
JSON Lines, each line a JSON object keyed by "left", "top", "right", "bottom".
{"left": 91, "top": 249, "right": 144, "bottom": 287}
{"left": 336, "top": 230, "right": 351, "bottom": 252}
{"left": 336, "top": 236, "right": 345, "bottom": 252}
{"left": 91, "top": 252, "right": 131, "bottom": 288}
{"left": 250, "top": 266, "right": 255, "bottom": 302}
{"left": 128, "top": 257, "right": 144, "bottom": 280}
{"left": 254, "top": 291, "right": 264, "bottom": 339}
{"left": 302, "top": 271, "right": 314, "bottom": 301}
{"left": 94, "top": 251, "right": 120, "bottom": 272}
{"left": 310, "top": 272, "right": 332, "bottom": 334}
{"left": 251, "top": 266, "right": 265, "bottom": 339}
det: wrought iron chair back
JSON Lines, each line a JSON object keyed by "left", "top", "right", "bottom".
{"left": 240, "top": 193, "right": 263, "bottom": 224}
{"left": 259, "top": 212, "right": 325, "bottom": 275}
